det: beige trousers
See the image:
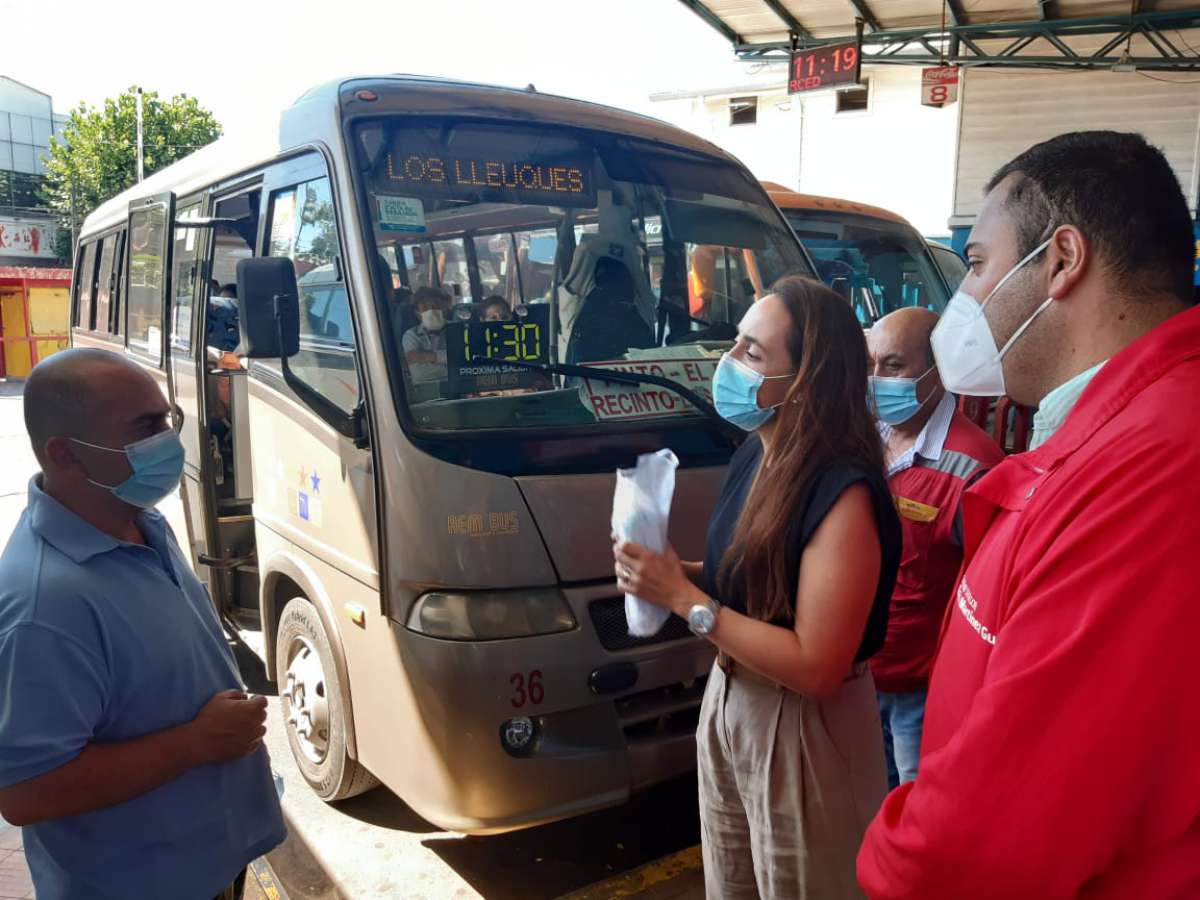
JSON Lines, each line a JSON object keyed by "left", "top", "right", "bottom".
{"left": 697, "top": 661, "right": 888, "bottom": 899}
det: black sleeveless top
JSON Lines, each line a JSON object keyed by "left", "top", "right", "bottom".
{"left": 703, "top": 435, "right": 901, "bottom": 662}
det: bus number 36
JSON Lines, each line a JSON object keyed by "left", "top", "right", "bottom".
{"left": 510, "top": 670, "right": 544, "bottom": 708}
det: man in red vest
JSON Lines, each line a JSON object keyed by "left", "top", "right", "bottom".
{"left": 858, "top": 132, "right": 1200, "bottom": 898}
{"left": 867, "top": 308, "right": 1003, "bottom": 788}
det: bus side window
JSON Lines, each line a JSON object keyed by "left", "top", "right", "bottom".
{"left": 171, "top": 202, "right": 202, "bottom": 352}
{"left": 74, "top": 241, "right": 98, "bottom": 330}
{"left": 94, "top": 235, "right": 118, "bottom": 334}
{"left": 266, "top": 175, "right": 362, "bottom": 414}
{"left": 113, "top": 230, "right": 126, "bottom": 337}
{"left": 126, "top": 201, "right": 170, "bottom": 364}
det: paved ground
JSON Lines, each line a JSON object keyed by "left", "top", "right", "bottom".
{"left": 0, "top": 818, "right": 277, "bottom": 900}
{"left": 230, "top": 634, "right": 701, "bottom": 899}
{"left": 0, "top": 821, "right": 32, "bottom": 900}
{"left": 0, "top": 379, "right": 705, "bottom": 899}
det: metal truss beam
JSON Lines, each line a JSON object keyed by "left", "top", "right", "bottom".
{"left": 761, "top": 0, "right": 811, "bottom": 40}
{"left": 728, "top": 9, "right": 1200, "bottom": 70}
{"left": 845, "top": 0, "right": 882, "bottom": 32}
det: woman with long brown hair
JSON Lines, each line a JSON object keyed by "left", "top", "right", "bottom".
{"left": 614, "top": 276, "right": 901, "bottom": 898}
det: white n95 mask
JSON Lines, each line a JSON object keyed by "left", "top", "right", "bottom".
{"left": 931, "top": 237, "right": 1054, "bottom": 397}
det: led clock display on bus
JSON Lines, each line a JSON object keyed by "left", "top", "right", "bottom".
{"left": 460, "top": 320, "right": 544, "bottom": 363}
{"left": 445, "top": 304, "right": 552, "bottom": 396}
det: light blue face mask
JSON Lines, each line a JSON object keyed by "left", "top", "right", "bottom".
{"left": 712, "top": 354, "right": 795, "bottom": 432}
{"left": 72, "top": 427, "right": 186, "bottom": 508}
{"left": 869, "top": 365, "right": 937, "bottom": 425}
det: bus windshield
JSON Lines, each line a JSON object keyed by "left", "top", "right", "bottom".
{"left": 782, "top": 209, "right": 949, "bottom": 326}
{"left": 353, "top": 118, "right": 810, "bottom": 432}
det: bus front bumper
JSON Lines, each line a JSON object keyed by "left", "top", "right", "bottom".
{"left": 369, "top": 595, "right": 714, "bottom": 835}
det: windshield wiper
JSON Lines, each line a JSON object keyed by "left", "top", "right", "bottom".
{"left": 499, "top": 358, "right": 741, "bottom": 446}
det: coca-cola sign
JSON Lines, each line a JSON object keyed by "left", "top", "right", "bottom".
{"left": 0, "top": 218, "right": 57, "bottom": 258}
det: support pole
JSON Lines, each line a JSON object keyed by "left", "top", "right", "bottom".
{"left": 135, "top": 88, "right": 145, "bottom": 183}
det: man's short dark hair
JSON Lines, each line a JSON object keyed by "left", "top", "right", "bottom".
{"left": 483, "top": 295, "right": 510, "bottom": 314}
{"left": 987, "top": 131, "right": 1195, "bottom": 303}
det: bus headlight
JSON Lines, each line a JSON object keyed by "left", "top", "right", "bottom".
{"left": 406, "top": 588, "right": 576, "bottom": 640}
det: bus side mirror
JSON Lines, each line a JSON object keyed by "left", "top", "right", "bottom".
{"left": 236, "top": 257, "right": 300, "bottom": 358}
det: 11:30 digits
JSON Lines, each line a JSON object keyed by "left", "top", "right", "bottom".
{"left": 463, "top": 322, "right": 543, "bottom": 362}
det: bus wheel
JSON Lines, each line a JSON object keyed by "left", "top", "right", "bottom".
{"left": 276, "top": 597, "right": 379, "bottom": 801}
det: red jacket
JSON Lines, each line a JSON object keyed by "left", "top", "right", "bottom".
{"left": 858, "top": 306, "right": 1200, "bottom": 899}
{"left": 872, "top": 411, "right": 1004, "bottom": 693}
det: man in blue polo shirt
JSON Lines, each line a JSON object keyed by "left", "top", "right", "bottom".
{"left": 0, "top": 348, "right": 285, "bottom": 899}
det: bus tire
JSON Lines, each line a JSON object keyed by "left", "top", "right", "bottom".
{"left": 276, "top": 597, "right": 378, "bottom": 801}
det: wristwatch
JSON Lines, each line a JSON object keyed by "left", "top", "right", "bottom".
{"left": 687, "top": 596, "right": 720, "bottom": 636}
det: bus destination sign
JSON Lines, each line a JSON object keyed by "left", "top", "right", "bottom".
{"left": 788, "top": 40, "right": 861, "bottom": 94}
{"left": 385, "top": 152, "right": 595, "bottom": 207}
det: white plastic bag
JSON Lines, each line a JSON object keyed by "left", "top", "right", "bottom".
{"left": 611, "top": 449, "right": 679, "bottom": 637}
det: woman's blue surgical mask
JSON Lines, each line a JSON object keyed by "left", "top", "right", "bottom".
{"left": 869, "top": 364, "right": 937, "bottom": 425}
{"left": 712, "top": 353, "right": 795, "bottom": 432}
{"left": 72, "top": 427, "right": 186, "bottom": 508}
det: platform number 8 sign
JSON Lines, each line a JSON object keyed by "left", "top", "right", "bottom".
{"left": 922, "top": 66, "right": 961, "bottom": 108}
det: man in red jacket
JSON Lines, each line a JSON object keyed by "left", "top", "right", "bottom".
{"left": 867, "top": 308, "right": 1003, "bottom": 788}
{"left": 858, "top": 131, "right": 1200, "bottom": 898}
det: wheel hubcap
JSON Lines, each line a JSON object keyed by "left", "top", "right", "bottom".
{"left": 284, "top": 636, "right": 330, "bottom": 763}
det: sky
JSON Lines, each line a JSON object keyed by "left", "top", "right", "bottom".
{"left": 4, "top": 0, "right": 762, "bottom": 131}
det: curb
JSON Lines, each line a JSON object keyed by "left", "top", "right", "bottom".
{"left": 555, "top": 846, "right": 703, "bottom": 900}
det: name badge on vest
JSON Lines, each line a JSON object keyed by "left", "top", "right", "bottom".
{"left": 895, "top": 495, "right": 940, "bottom": 523}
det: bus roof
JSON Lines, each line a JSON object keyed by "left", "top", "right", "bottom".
{"left": 82, "top": 75, "right": 744, "bottom": 237}
{"left": 762, "top": 182, "right": 913, "bottom": 229}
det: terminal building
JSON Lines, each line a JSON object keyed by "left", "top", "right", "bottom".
{"left": 658, "top": 0, "right": 1200, "bottom": 269}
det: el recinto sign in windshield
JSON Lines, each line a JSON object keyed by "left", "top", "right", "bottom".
{"left": 581, "top": 353, "right": 719, "bottom": 421}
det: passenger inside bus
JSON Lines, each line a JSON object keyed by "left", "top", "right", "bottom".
{"left": 565, "top": 256, "right": 655, "bottom": 365}
{"left": 391, "top": 286, "right": 417, "bottom": 337}
{"left": 558, "top": 191, "right": 657, "bottom": 358}
{"left": 482, "top": 296, "right": 511, "bottom": 322}
{"left": 205, "top": 285, "right": 242, "bottom": 486}
{"left": 403, "top": 285, "right": 451, "bottom": 383}
{"left": 205, "top": 205, "right": 257, "bottom": 497}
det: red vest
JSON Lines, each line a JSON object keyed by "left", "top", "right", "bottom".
{"left": 870, "top": 410, "right": 1004, "bottom": 693}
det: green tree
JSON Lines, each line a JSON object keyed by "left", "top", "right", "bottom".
{"left": 42, "top": 87, "right": 222, "bottom": 256}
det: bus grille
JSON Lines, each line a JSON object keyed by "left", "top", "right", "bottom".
{"left": 587, "top": 596, "right": 694, "bottom": 651}
{"left": 617, "top": 676, "right": 707, "bottom": 744}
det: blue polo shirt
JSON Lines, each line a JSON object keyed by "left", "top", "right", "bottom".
{"left": 0, "top": 479, "right": 286, "bottom": 899}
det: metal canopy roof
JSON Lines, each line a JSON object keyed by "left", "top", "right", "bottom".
{"left": 678, "top": 0, "right": 1200, "bottom": 68}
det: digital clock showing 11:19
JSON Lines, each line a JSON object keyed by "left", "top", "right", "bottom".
{"left": 788, "top": 40, "right": 861, "bottom": 95}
